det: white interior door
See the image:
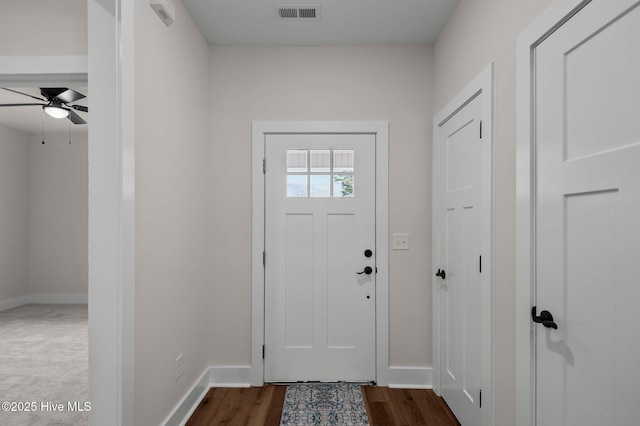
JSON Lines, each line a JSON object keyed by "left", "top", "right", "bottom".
{"left": 533, "top": 1, "right": 640, "bottom": 424}
{"left": 435, "top": 94, "right": 483, "bottom": 425}
{"left": 264, "top": 133, "right": 376, "bottom": 382}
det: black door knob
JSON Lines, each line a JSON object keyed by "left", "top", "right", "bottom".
{"left": 435, "top": 269, "right": 446, "bottom": 279}
{"left": 357, "top": 266, "right": 373, "bottom": 275}
{"left": 531, "top": 306, "right": 558, "bottom": 329}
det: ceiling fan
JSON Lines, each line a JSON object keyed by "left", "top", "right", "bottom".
{"left": 0, "top": 87, "right": 88, "bottom": 125}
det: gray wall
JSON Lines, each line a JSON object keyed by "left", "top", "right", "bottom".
{"left": 0, "top": 126, "right": 30, "bottom": 303}
{"left": 0, "top": 0, "right": 86, "bottom": 56}
{"left": 0, "top": 127, "right": 87, "bottom": 305}
{"left": 28, "top": 133, "right": 88, "bottom": 297}
{"left": 133, "top": 1, "right": 211, "bottom": 424}
{"left": 207, "top": 45, "right": 434, "bottom": 367}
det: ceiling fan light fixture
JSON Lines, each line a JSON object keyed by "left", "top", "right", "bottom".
{"left": 43, "top": 105, "right": 69, "bottom": 119}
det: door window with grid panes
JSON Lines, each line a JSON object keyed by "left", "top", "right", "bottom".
{"left": 286, "top": 149, "right": 355, "bottom": 198}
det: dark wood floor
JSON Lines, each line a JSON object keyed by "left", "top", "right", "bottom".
{"left": 362, "top": 387, "right": 460, "bottom": 426}
{"left": 186, "top": 386, "right": 287, "bottom": 425}
{"left": 186, "top": 385, "right": 460, "bottom": 425}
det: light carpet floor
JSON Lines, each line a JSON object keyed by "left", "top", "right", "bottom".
{"left": 0, "top": 304, "right": 88, "bottom": 426}
{"left": 280, "top": 383, "right": 370, "bottom": 426}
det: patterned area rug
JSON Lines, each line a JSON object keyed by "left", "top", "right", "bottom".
{"left": 280, "top": 383, "right": 370, "bottom": 426}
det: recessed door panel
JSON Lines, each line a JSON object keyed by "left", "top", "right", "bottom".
{"left": 285, "top": 214, "right": 313, "bottom": 348}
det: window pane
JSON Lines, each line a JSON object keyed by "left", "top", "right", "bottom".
{"left": 287, "top": 175, "right": 307, "bottom": 197}
{"left": 310, "top": 175, "right": 331, "bottom": 197}
{"left": 310, "top": 150, "right": 331, "bottom": 172}
{"left": 333, "top": 149, "right": 354, "bottom": 172}
{"left": 333, "top": 175, "right": 354, "bottom": 197}
{"left": 287, "top": 150, "right": 307, "bottom": 172}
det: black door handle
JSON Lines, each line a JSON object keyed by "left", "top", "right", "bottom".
{"left": 357, "top": 266, "right": 373, "bottom": 275}
{"left": 531, "top": 306, "right": 557, "bottom": 329}
{"left": 435, "top": 269, "right": 446, "bottom": 279}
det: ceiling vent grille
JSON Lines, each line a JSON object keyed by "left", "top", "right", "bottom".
{"left": 276, "top": 5, "right": 320, "bottom": 20}
{"left": 298, "top": 8, "right": 317, "bottom": 18}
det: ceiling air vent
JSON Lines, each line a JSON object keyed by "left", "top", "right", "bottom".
{"left": 150, "top": 0, "right": 176, "bottom": 26}
{"left": 276, "top": 5, "right": 321, "bottom": 20}
{"left": 298, "top": 8, "right": 317, "bottom": 18}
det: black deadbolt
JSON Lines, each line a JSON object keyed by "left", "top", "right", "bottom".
{"left": 364, "top": 249, "right": 373, "bottom": 258}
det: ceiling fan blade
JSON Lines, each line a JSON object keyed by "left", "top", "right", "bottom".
{"left": 40, "top": 87, "right": 68, "bottom": 101}
{"left": 70, "top": 104, "right": 88, "bottom": 113}
{"left": 68, "top": 109, "right": 86, "bottom": 125}
{"left": 54, "top": 88, "right": 86, "bottom": 104}
{"left": 1, "top": 88, "right": 46, "bottom": 102}
{"left": 0, "top": 103, "right": 45, "bottom": 107}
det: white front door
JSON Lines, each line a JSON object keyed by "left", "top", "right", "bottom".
{"left": 435, "top": 95, "right": 483, "bottom": 425}
{"left": 264, "top": 133, "right": 376, "bottom": 382}
{"left": 533, "top": 0, "right": 640, "bottom": 424}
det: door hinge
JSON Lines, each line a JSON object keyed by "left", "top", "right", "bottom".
{"left": 263, "top": 251, "right": 266, "bottom": 266}
{"left": 262, "top": 345, "right": 265, "bottom": 359}
{"left": 480, "top": 120, "right": 483, "bottom": 139}
{"left": 479, "top": 255, "right": 482, "bottom": 273}
{"left": 263, "top": 158, "right": 266, "bottom": 174}
{"left": 479, "top": 389, "right": 482, "bottom": 407}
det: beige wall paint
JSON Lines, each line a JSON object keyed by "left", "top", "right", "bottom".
{"left": 0, "top": 0, "right": 87, "bottom": 56}
{"left": 208, "top": 45, "right": 434, "bottom": 367}
{"left": 433, "top": 0, "right": 554, "bottom": 424}
{"left": 134, "top": 1, "right": 211, "bottom": 424}
{"left": 0, "top": 127, "right": 88, "bottom": 304}
{"left": 0, "top": 126, "right": 30, "bottom": 302}
{"left": 28, "top": 132, "right": 88, "bottom": 296}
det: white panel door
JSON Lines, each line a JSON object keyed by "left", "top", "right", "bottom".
{"left": 534, "top": 1, "right": 640, "bottom": 424}
{"left": 264, "top": 133, "right": 376, "bottom": 382}
{"left": 436, "top": 94, "right": 482, "bottom": 425}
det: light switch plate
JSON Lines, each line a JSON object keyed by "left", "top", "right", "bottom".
{"left": 393, "top": 233, "right": 409, "bottom": 250}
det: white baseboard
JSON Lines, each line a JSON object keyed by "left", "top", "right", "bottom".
{"left": 209, "top": 365, "right": 252, "bottom": 387}
{"left": 0, "top": 294, "right": 88, "bottom": 312}
{"left": 164, "top": 366, "right": 252, "bottom": 425}
{"left": 387, "top": 366, "right": 433, "bottom": 389}
{"left": 163, "top": 368, "right": 210, "bottom": 426}
{"left": 28, "top": 294, "right": 88, "bottom": 304}
{"left": 0, "top": 296, "right": 29, "bottom": 312}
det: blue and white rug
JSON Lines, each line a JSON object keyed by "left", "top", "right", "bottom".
{"left": 280, "top": 383, "right": 370, "bottom": 426}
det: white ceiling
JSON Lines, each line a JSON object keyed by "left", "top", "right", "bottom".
{"left": 0, "top": 87, "right": 88, "bottom": 135}
{"left": 182, "top": 0, "right": 459, "bottom": 46}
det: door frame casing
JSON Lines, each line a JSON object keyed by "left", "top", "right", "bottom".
{"left": 515, "top": 1, "right": 591, "bottom": 425}
{"left": 251, "top": 121, "right": 389, "bottom": 386}
{"left": 432, "top": 64, "right": 495, "bottom": 426}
